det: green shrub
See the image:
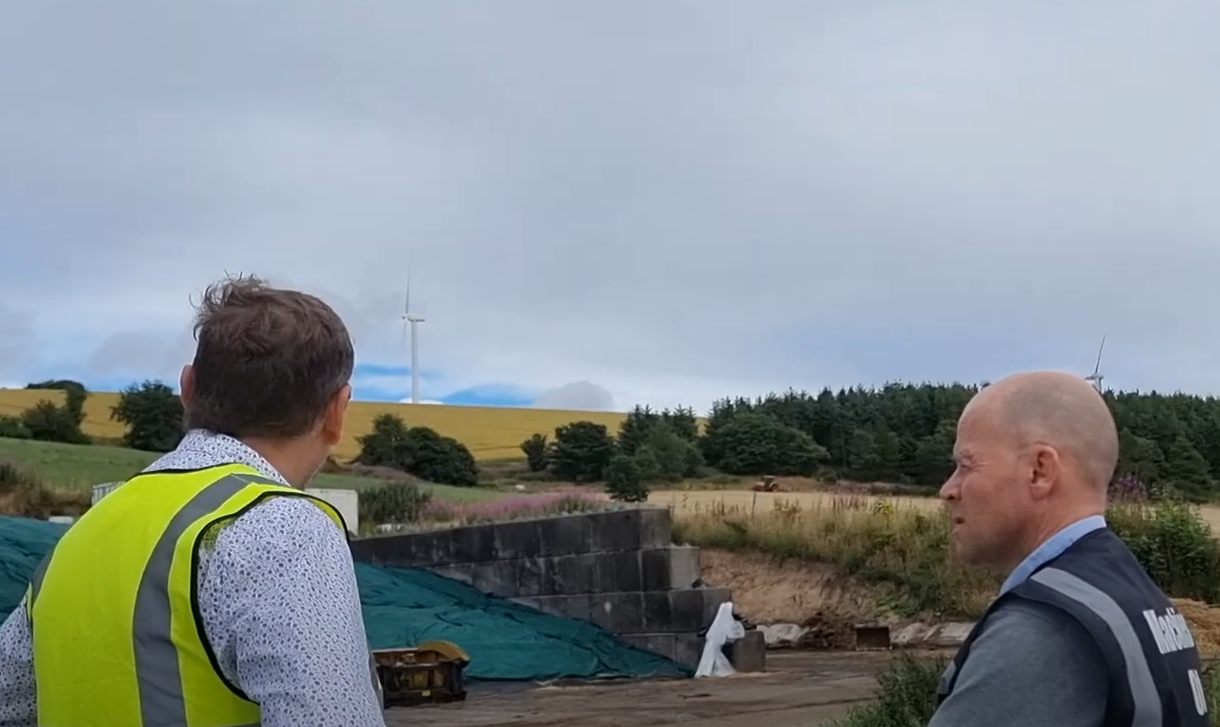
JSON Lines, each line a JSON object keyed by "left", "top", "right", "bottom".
{"left": 1108, "top": 494, "right": 1220, "bottom": 603}
{"left": 0, "top": 416, "right": 31, "bottom": 439}
{"left": 356, "top": 414, "right": 480, "bottom": 486}
{"left": 110, "top": 380, "right": 185, "bottom": 452}
{"left": 635, "top": 423, "right": 702, "bottom": 482}
{"left": 520, "top": 433, "right": 549, "bottom": 472}
{"left": 834, "top": 653, "right": 1220, "bottom": 727}
{"left": 0, "top": 459, "right": 39, "bottom": 490}
{"left": 549, "top": 421, "right": 616, "bottom": 482}
{"left": 831, "top": 653, "right": 946, "bottom": 727}
{"left": 701, "top": 412, "right": 829, "bottom": 476}
{"left": 21, "top": 400, "right": 90, "bottom": 445}
{"left": 359, "top": 482, "right": 433, "bottom": 525}
{"left": 604, "top": 454, "right": 649, "bottom": 502}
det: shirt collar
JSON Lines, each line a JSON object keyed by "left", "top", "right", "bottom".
{"left": 998, "top": 514, "right": 1107, "bottom": 595}
{"left": 141, "top": 429, "right": 291, "bottom": 486}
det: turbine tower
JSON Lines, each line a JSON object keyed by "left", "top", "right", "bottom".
{"left": 1084, "top": 335, "right": 1106, "bottom": 393}
{"left": 401, "top": 275, "right": 425, "bottom": 404}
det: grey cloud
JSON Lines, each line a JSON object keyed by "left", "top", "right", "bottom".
{"left": 1, "top": 1, "right": 1218, "bottom": 407}
{"left": 532, "top": 381, "right": 617, "bottom": 412}
{"left": 0, "top": 300, "right": 37, "bottom": 383}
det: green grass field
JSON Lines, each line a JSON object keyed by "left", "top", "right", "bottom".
{"left": 0, "top": 437, "right": 500, "bottom": 502}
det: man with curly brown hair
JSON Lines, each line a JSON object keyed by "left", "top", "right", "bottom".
{"left": 0, "top": 274, "right": 386, "bottom": 727}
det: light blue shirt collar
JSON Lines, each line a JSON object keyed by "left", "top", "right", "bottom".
{"left": 998, "top": 515, "right": 1107, "bottom": 595}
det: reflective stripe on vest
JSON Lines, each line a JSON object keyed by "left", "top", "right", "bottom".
{"left": 1030, "top": 567, "right": 1162, "bottom": 727}
{"left": 28, "top": 464, "right": 347, "bottom": 727}
{"left": 938, "top": 565, "right": 1164, "bottom": 726}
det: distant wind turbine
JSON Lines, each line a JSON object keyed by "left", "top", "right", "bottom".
{"left": 1084, "top": 335, "right": 1106, "bottom": 393}
{"left": 401, "top": 273, "right": 426, "bottom": 404}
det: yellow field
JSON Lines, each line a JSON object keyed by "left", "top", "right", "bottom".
{"left": 649, "top": 489, "right": 1220, "bottom": 531}
{"left": 0, "top": 389, "right": 630, "bottom": 461}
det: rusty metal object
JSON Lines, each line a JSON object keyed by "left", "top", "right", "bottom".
{"left": 853, "top": 624, "right": 892, "bottom": 651}
{"left": 751, "top": 475, "right": 780, "bottom": 492}
{"left": 372, "top": 641, "right": 470, "bottom": 707}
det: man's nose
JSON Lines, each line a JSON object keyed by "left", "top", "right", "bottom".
{"left": 939, "top": 478, "right": 958, "bottom": 501}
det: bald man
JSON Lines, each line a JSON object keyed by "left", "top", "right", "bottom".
{"left": 929, "top": 371, "right": 1207, "bottom": 727}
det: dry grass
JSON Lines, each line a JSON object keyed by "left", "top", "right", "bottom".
{"left": 668, "top": 491, "right": 997, "bottom": 618}
{"left": 650, "top": 489, "right": 944, "bottom": 516}
{"left": 669, "top": 489, "right": 1220, "bottom": 621}
{"left": 654, "top": 488, "right": 1220, "bottom": 530}
{"left": 0, "top": 460, "right": 92, "bottom": 518}
{"left": 0, "top": 388, "right": 636, "bottom": 461}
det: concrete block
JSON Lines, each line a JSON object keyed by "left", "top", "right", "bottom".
{"left": 642, "top": 591, "right": 674, "bottom": 632}
{"left": 620, "top": 632, "right": 705, "bottom": 670}
{"left": 700, "top": 587, "right": 733, "bottom": 627}
{"left": 412, "top": 531, "right": 456, "bottom": 566}
{"left": 640, "top": 546, "right": 700, "bottom": 591}
{"left": 589, "top": 592, "right": 646, "bottom": 633}
{"left": 531, "top": 593, "right": 594, "bottom": 622}
{"left": 430, "top": 562, "right": 474, "bottom": 585}
{"left": 550, "top": 553, "right": 599, "bottom": 594}
{"left": 539, "top": 513, "right": 594, "bottom": 558}
{"left": 666, "top": 545, "right": 701, "bottom": 589}
{"left": 451, "top": 523, "right": 496, "bottom": 563}
{"left": 636, "top": 507, "right": 675, "bottom": 549}
{"left": 601, "top": 550, "right": 643, "bottom": 593}
{"left": 639, "top": 548, "right": 669, "bottom": 591}
{"left": 469, "top": 561, "right": 515, "bottom": 597}
{"left": 589, "top": 509, "right": 645, "bottom": 552}
{"left": 726, "top": 630, "right": 766, "bottom": 672}
{"left": 350, "top": 532, "right": 422, "bottom": 568}
{"left": 673, "top": 632, "right": 704, "bottom": 669}
{"left": 619, "top": 632, "right": 676, "bottom": 663}
{"left": 514, "top": 556, "right": 556, "bottom": 597}
{"left": 492, "top": 519, "right": 544, "bottom": 560}
{"left": 664, "top": 589, "right": 707, "bottom": 633}
{"left": 509, "top": 596, "right": 541, "bottom": 611}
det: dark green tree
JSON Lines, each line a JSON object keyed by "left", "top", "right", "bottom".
{"left": 520, "top": 433, "right": 550, "bottom": 472}
{"left": 550, "top": 421, "right": 616, "bottom": 482}
{"left": 604, "top": 453, "right": 649, "bottom": 502}
{"left": 110, "top": 380, "right": 185, "bottom": 452}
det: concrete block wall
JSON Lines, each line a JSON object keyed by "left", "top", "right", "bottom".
{"left": 350, "top": 507, "right": 728, "bottom": 668}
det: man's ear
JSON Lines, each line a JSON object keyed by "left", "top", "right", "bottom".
{"left": 179, "top": 365, "right": 194, "bottom": 408}
{"left": 1029, "top": 444, "right": 1061, "bottom": 500}
{"left": 322, "top": 384, "right": 352, "bottom": 446}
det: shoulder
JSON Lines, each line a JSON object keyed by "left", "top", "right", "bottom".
{"left": 210, "top": 494, "right": 349, "bottom": 563}
{"left": 932, "top": 598, "right": 1108, "bottom": 726}
{"left": 967, "top": 597, "right": 1108, "bottom": 688}
{"left": 979, "top": 597, "right": 1094, "bottom": 643}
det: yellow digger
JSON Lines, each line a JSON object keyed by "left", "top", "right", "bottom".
{"left": 371, "top": 640, "right": 471, "bottom": 708}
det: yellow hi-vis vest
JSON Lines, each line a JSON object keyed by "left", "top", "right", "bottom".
{"left": 27, "top": 463, "right": 348, "bottom": 727}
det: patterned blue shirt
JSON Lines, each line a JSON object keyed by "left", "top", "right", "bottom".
{"left": 0, "top": 430, "right": 386, "bottom": 727}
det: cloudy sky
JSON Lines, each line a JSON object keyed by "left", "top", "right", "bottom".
{"left": 1, "top": 1, "right": 1217, "bottom": 413}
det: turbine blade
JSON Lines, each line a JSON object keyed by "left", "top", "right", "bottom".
{"left": 1093, "top": 335, "right": 1105, "bottom": 375}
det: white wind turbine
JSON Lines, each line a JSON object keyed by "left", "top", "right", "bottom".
{"left": 1084, "top": 335, "right": 1106, "bottom": 393}
{"left": 401, "top": 274, "right": 426, "bottom": 404}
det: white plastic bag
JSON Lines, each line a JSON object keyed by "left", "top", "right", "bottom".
{"left": 695, "top": 600, "right": 745, "bottom": 677}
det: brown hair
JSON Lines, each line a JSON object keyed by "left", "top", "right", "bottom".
{"left": 185, "top": 274, "right": 355, "bottom": 439}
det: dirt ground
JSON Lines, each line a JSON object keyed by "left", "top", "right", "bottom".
{"left": 699, "top": 549, "right": 1220, "bottom": 654}
{"left": 695, "top": 548, "right": 885, "bottom": 649}
{"left": 384, "top": 651, "right": 903, "bottom": 727}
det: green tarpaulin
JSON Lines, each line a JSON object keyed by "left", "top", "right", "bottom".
{"left": 0, "top": 515, "right": 689, "bottom": 682}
